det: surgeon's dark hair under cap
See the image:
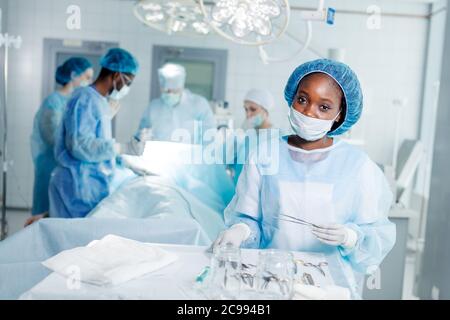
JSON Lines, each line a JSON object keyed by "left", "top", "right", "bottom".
{"left": 284, "top": 58, "right": 363, "bottom": 136}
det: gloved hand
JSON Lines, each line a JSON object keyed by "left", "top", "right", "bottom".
{"left": 114, "top": 137, "right": 145, "bottom": 156}
{"left": 312, "top": 224, "right": 358, "bottom": 249}
{"left": 120, "top": 156, "right": 155, "bottom": 176}
{"left": 212, "top": 223, "right": 252, "bottom": 251}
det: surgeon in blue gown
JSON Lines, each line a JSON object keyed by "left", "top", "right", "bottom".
{"left": 28, "top": 57, "right": 94, "bottom": 226}
{"left": 137, "top": 63, "right": 216, "bottom": 145}
{"left": 49, "top": 48, "right": 145, "bottom": 218}
{"left": 213, "top": 59, "right": 396, "bottom": 290}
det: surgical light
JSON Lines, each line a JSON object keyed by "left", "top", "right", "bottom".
{"left": 199, "top": 0, "right": 290, "bottom": 46}
{"left": 134, "top": 0, "right": 211, "bottom": 36}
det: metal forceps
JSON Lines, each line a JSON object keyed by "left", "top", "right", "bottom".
{"left": 278, "top": 213, "right": 320, "bottom": 228}
{"left": 295, "top": 259, "right": 328, "bottom": 277}
{"left": 261, "top": 272, "right": 290, "bottom": 295}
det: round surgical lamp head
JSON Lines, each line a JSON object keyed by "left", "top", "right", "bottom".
{"left": 199, "top": 0, "right": 291, "bottom": 46}
{"left": 134, "top": 0, "right": 211, "bottom": 36}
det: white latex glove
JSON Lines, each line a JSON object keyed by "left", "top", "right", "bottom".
{"left": 212, "top": 223, "right": 251, "bottom": 250}
{"left": 114, "top": 137, "right": 145, "bottom": 156}
{"left": 312, "top": 224, "right": 358, "bottom": 249}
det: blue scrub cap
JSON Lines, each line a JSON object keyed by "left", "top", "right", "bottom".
{"left": 55, "top": 57, "right": 92, "bottom": 86}
{"left": 100, "top": 48, "right": 139, "bottom": 75}
{"left": 284, "top": 58, "right": 363, "bottom": 136}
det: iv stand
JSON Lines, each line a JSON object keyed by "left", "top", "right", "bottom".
{"left": 0, "top": 33, "right": 21, "bottom": 240}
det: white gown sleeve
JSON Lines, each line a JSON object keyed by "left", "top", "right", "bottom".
{"left": 224, "top": 160, "right": 263, "bottom": 248}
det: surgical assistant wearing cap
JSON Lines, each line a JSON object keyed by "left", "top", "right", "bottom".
{"left": 138, "top": 63, "right": 216, "bottom": 144}
{"left": 30, "top": 57, "right": 93, "bottom": 216}
{"left": 218, "top": 59, "right": 396, "bottom": 282}
{"left": 55, "top": 57, "right": 94, "bottom": 88}
{"left": 229, "top": 89, "right": 276, "bottom": 185}
{"left": 284, "top": 58, "right": 363, "bottom": 137}
{"left": 242, "top": 88, "right": 275, "bottom": 130}
{"left": 49, "top": 48, "right": 141, "bottom": 218}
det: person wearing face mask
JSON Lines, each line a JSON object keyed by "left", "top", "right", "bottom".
{"left": 26, "top": 57, "right": 94, "bottom": 226}
{"left": 47, "top": 48, "right": 143, "bottom": 219}
{"left": 241, "top": 89, "right": 274, "bottom": 130}
{"left": 227, "top": 89, "right": 276, "bottom": 185}
{"left": 213, "top": 59, "right": 396, "bottom": 294}
{"left": 137, "top": 63, "right": 216, "bottom": 144}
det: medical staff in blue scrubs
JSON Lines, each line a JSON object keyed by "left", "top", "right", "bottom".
{"left": 49, "top": 48, "right": 144, "bottom": 218}
{"left": 214, "top": 59, "right": 396, "bottom": 283}
{"left": 138, "top": 63, "right": 216, "bottom": 144}
{"left": 27, "top": 57, "right": 93, "bottom": 226}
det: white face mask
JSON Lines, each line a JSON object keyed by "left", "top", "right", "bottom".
{"left": 161, "top": 92, "right": 182, "bottom": 107}
{"left": 109, "top": 74, "right": 131, "bottom": 101}
{"left": 242, "top": 113, "right": 265, "bottom": 130}
{"left": 288, "top": 107, "right": 341, "bottom": 141}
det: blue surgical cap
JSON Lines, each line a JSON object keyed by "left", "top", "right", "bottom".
{"left": 100, "top": 48, "right": 139, "bottom": 75}
{"left": 55, "top": 57, "right": 92, "bottom": 86}
{"left": 158, "top": 63, "right": 186, "bottom": 90}
{"left": 284, "top": 58, "right": 363, "bottom": 136}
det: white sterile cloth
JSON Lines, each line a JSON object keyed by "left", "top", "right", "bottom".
{"left": 42, "top": 234, "right": 178, "bottom": 286}
{"left": 293, "top": 284, "right": 351, "bottom": 300}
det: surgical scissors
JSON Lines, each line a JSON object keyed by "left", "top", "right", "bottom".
{"left": 295, "top": 259, "right": 328, "bottom": 277}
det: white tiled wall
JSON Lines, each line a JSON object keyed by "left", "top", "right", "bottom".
{"left": 2, "top": 0, "right": 434, "bottom": 208}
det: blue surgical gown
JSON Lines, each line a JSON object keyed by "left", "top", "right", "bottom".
{"left": 138, "top": 89, "right": 216, "bottom": 144}
{"left": 30, "top": 91, "right": 69, "bottom": 215}
{"left": 49, "top": 86, "right": 135, "bottom": 218}
{"left": 225, "top": 136, "right": 396, "bottom": 276}
{"left": 226, "top": 129, "right": 279, "bottom": 185}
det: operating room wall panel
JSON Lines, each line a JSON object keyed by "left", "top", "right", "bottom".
{"left": 3, "top": 0, "right": 432, "bottom": 208}
{"left": 418, "top": 2, "right": 450, "bottom": 299}
{"left": 318, "top": 14, "right": 428, "bottom": 166}
{"left": 415, "top": 1, "right": 447, "bottom": 211}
